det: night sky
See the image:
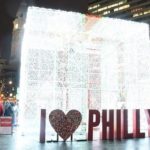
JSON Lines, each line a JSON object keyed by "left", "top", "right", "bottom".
{"left": 0, "top": 0, "right": 88, "bottom": 59}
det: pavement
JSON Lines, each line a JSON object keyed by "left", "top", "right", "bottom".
{"left": 0, "top": 128, "right": 150, "bottom": 150}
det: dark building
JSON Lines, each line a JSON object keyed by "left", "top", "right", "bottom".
{"left": 88, "top": 0, "right": 150, "bottom": 25}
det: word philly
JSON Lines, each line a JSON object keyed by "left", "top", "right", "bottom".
{"left": 88, "top": 109, "right": 150, "bottom": 140}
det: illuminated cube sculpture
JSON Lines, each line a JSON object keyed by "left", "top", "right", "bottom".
{"left": 20, "top": 7, "right": 150, "bottom": 136}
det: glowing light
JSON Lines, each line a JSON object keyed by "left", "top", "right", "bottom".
{"left": 14, "top": 23, "right": 19, "bottom": 30}
{"left": 20, "top": 7, "right": 150, "bottom": 137}
{"left": 9, "top": 81, "right": 13, "bottom": 85}
{"left": 9, "top": 93, "right": 13, "bottom": 97}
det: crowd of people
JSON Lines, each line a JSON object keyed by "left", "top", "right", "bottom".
{"left": 0, "top": 100, "right": 18, "bottom": 126}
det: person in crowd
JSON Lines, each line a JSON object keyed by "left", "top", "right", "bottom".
{"left": 0, "top": 101, "right": 3, "bottom": 116}
{"left": 12, "top": 101, "right": 18, "bottom": 126}
{"left": 3, "top": 100, "right": 14, "bottom": 125}
{"left": 4, "top": 100, "right": 14, "bottom": 118}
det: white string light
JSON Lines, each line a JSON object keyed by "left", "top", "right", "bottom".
{"left": 19, "top": 7, "right": 150, "bottom": 136}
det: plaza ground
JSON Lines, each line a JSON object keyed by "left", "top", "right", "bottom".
{"left": 1, "top": 130, "right": 150, "bottom": 150}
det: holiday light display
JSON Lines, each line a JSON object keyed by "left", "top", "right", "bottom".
{"left": 19, "top": 7, "right": 150, "bottom": 138}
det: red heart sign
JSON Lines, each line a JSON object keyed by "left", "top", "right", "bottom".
{"left": 49, "top": 109, "right": 82, "bottom": 141}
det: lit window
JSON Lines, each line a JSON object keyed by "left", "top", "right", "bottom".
{"left": 92, "top": 10, "right": 98, "bottom": 13}
{"left": 114, "top": 4, "right": 130, "bottom": 11}
{"left": 88, "top": 4, "right": 100, "bottom": 10}
{"left": 144, "top": 10, "right": 150, "bottom": 15}
{"left": 88, "top": 7, "right": 92, "bottom": 10}
{"left": 96, "top": 0, "right": 127, "bottom": 13}
{"left": 119, "top": 1, "right": 124, "bottom": 5}
{"left": 133, "top": 14, "right": 139, "bottom": 17}
{"left": 114, "top": 8, "right": 119, "bottom": 12}
{"left": 103, "top": 11, "right": 110, "bottom": 15}
{"left": 133, "top": 9, "right": 150, "bottom": 17}
{"left": 108, "top": 3, "right": 118, "bottom": 9}
{"left": 118, "top": 4, "right": 130, "bottom": 10}
{"left": 98, "top": 7, "right": 107, "bottom": 12}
